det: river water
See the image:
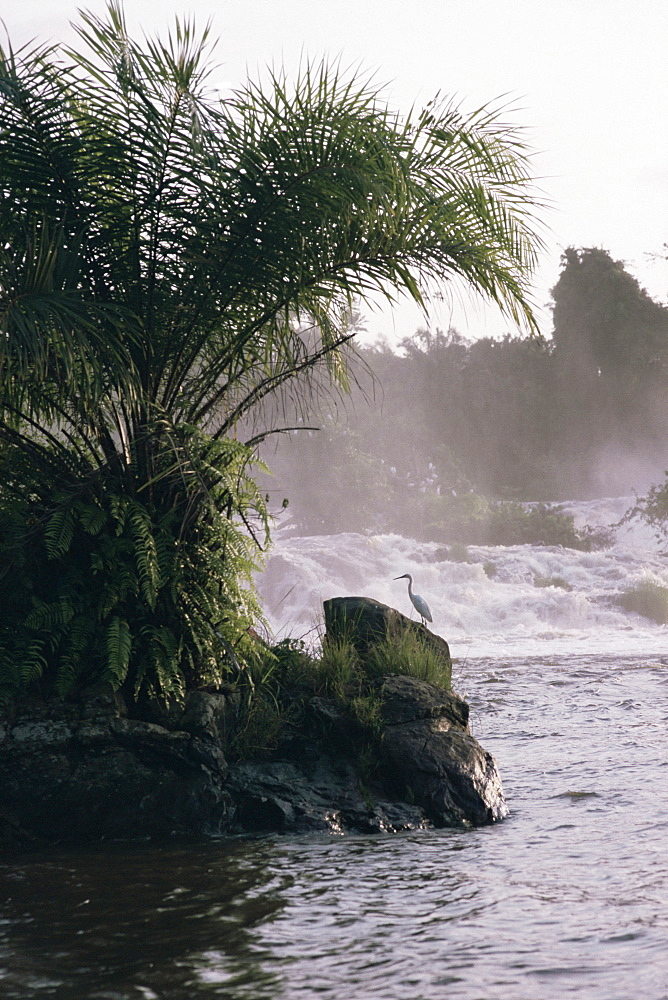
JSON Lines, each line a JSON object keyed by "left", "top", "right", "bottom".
{"left": 1, "top": 499, "right": 667, "bottom": 999}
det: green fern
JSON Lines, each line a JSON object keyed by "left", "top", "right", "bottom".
{"left": 126, "top": 500, "right": 162, "bottom": 610}
{"left": 19, "top": 639, "right": 49, "bottom": 688}
{"left": 43, "top": 506, "right": 75, "bottom": 558}
{"left": 24, "top": 595, "right": 75, "bottom": 631}
{"left": 0, "top": 454, "right": 269, "bottom": 704}
{"left": 77, "top": 501, "right": 107, "bottom": 536}
{"left": 52, "top": 613, "right": 92, "bottom": 695}
{"left": 104, "top": 616, "right": 132, "bottom": 687}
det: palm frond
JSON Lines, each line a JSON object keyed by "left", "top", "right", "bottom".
{"left": 0, "top": 3, "right": 544, "bottom": 706}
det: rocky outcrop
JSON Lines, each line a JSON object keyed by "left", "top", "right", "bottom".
{"left": 226, "top": 672, "right": 507, "bottom": 835}
{"left": 324, "top": 595, "right": 452, "bottom": 686}
{"left": 0, "top": 684, "right": 232, "bottom": 847}
{"left": 378, "top": 674, "right": 507, "bottom": 826}
{"left": 0, "top": 599, "right": 507, "bottom": 847}
{"left": 227, "top": 757, "right": 428, "bottom": 835}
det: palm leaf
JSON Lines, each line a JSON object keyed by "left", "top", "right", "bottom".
{"left": 0, "top": 3, "right": 543, "bottom": 705}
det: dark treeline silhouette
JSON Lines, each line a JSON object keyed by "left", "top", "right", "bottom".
{"left": 263, "top": 248, "right": 668, "bottom": 541}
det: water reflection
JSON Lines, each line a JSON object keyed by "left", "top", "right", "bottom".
{"left": 0, "top": 840, "right": 289, "bottom": 999}
{"left": 0, "top": 831, "right": 485, "bottom": 1000}
{"left": 246, "top": 832, "right": 491, "bottom": 999}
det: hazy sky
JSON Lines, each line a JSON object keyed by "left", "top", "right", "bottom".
{"left": 5, "top": 0, "right": 668, "bottom": 342}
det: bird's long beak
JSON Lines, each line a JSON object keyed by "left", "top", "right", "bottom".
{"left": 394, "top": 575, "right": 406, "bottom": 580}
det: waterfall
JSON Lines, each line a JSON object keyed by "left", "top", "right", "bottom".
{"left": 257, "top": 498, "right": 668, "bottom": 657}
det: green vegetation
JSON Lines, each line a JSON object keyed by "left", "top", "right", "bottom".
{"left": 482, "top": 502, "right": 608, "bottom": 549}
{"left": 365, "top": 630, "right": 452, "bottom": 688}
{"left": 429, "top": 500, "right": 609, "bottom": 549}
{"left": 533, "top": 575, "right": 571, "bottom": 591}
{"left": 273, "top": 443, "right": 612, "bottom": 549}
{"left": 227, "top": 629, "right": 450, "bottom": 764}
{"left": 442, "top": 542, "right": 471, "bottom": 563}
{"left": 621, "top": 480, "right": 668, "bottom": 543}
{"left": 617, "top": 580, "right": 668, "bottom": 624}
{"left": 0, "top": 4, "right": 542, "bottom": 708}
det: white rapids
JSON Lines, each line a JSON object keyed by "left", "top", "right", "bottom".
{"left": 257, "top": 497, "right": 668, "bottom": 658}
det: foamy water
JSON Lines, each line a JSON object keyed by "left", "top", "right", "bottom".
{"left": 258, "top": 498, "right": 668, "bottom": 658}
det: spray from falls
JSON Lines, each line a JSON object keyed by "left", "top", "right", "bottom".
{"left": 257, "top": 498, "right": 668, "bottom": 658}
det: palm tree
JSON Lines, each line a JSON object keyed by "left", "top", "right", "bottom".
{"left": 0, "top": 2, "right": 543, "bottom": 704}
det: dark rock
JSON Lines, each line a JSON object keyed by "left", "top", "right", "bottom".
{"left": 224, "top": 672, "right": 507, "bottom": 835}
{"left": 378, "top": 674, "right": 507, "bottom": 826}
{"left": 381, "top": 720, "right": 507, "bottom": 827}
{"left": 180, "top": 690, "right": 239, "bottom": 744}
{"left": 379, "top": 674, "right": 468, "bottom": 727}
{"left": 0, "top": 691, "right": 230, "bottom": 846}
{"left": 78, "top": 681, "right": 128, "bottom": 720}
{"left": 132, "top": 693, "right": 186, "bottom": 731}
{"left": 0, "top": 600, "right": 507, "bottom": 846}
{"left": 307, "top": 696, "right": 346, "bottom": 727}
{"left": 228, "top": 758, "right": 429, "bottom": 835}
{"left": 319, "top": 598, "right": 507, "bottom": 828}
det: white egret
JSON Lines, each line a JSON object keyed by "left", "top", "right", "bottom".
{"left": 394, "top": 574, "right": 433, "bottom": 625}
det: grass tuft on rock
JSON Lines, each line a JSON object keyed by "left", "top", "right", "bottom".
{"left": 365, "top": 630, "right": 452, "bottom": 688}
{"left": 226, "top": 629, "right": 451, "bottom": 764}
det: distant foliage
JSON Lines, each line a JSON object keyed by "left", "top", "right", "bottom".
{"left": 620, "top": 480, "right": 668, "bottom": 543}
{"left": 481, "top": 502, "right": 612, "bottom": 549}
{"left": 267, "top": 249, "right": 668, "bottom": 535}
{"left": 533, "top": 575, "right": 572, "bottom": 591}
{"left": 551, "top": 248, "right": 668, "bottom": 491}
{"left": 617, "top": 580, "right": 668, "bottom": 624}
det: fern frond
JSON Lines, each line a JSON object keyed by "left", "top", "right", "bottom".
{"left": 19, "top": 639, "right": 48, "bottom": 687}
{"left": 54, "top": 654, "right": 84, "bottom": 698}
{"left": 104, "top": 615, "right": 132, "bottom": 687}
{"left": 24, "top": 595, "right": 75, "bottom": 631}
{"left": 77, "top": 501, "right": 107, "bottom": 536}
{"left": 127, "top": 500, "right": 161, "bottom": 609}
{"left": 43, "top": 506, "right": 75, "bottom": 558}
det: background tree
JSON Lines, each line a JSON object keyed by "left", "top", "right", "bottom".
{"left": 268, "top": 247, "right": 668, "bottom": 536}
{"left": 0, "top": 3, "right": 543, "bottom": 705}
{"left": 550, "top": 247, "right": 668, "bottom": 491}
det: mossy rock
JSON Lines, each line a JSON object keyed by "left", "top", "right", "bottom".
{"left": 323, "top": 596, "right": 451, "bottom": 688}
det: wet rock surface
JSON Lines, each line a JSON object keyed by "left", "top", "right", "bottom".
{"left": 0, "top": 687, "right": 232, "bottom": 847}
{"left": 227, "top": 757, "right": 428, "bottom": 835}
{"left": 0, "top": 599, "right": 507, "bottom": 847}
{"left": 377, "top": 673, "right": 507, "bottom": 826}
